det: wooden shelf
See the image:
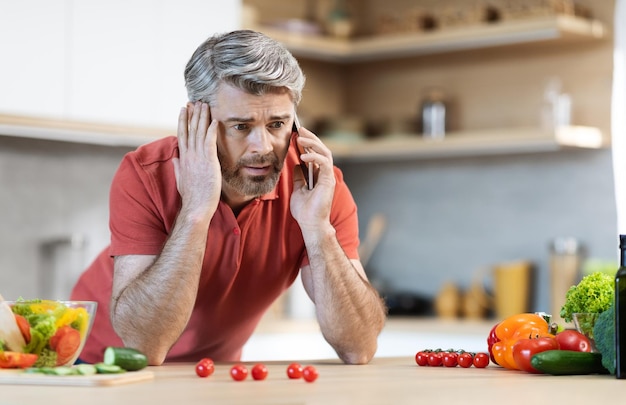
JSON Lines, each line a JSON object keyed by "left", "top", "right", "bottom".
{"left": 253, "top": 15, "right": 607, "bottom": 63}
{"left": 325, "top": 126, "right": 607, "bottom": 162}
{"left": 0, "top": 115, "right": 606, "bottom": 163}
{"left": 0, "top": 114, "right": 171, "bottom": 148}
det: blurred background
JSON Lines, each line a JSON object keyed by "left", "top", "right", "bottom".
{"left": 0, "top": 0, "right": 619, "bottom": 327}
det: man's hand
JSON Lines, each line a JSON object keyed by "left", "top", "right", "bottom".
{"left": 172, "top": 102, "right": 222, "bottom": 223}
{"left": 290, "top": 126, "right": 336, "bottom": 231}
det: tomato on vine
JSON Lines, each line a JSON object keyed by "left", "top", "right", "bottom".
{"left": 415, "top": 351, "right": 430, "bottom": 366}
{"left": 442, "top": 352, "right": 458, "bottom": 367}
{"left": 473, "top": 352, "right": 490, "bottom": 368}
{"left": 427, "top": 352, "right": 443, "bottom": 366}
{"left": 457, "top": 352, "right": 474, "bottom": 368}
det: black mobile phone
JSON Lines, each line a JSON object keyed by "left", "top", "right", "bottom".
{"left": 291, "top": 116, "right": 313, "bottom": 190}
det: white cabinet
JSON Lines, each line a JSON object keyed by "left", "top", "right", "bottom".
{"left": 0, "top": 0, "right": 241, "bottom": 129}
{"left": 0, "top": 2, "right": 67, "bottom": 118}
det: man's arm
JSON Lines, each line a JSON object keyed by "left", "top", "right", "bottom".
{"left": 110, "top": 103, "right": 220, "bottom": 365}
{"left": 110, "top": 211, "right": 209, "bottom": 365}
{"left": 300, "top": 235, "right": 386, "bottom": 364}
{"left": 290, "top": 125, "right": 386, "bottom": 365}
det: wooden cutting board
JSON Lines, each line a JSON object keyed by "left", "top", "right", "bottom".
{"left": 0, "top": 369, "right": 154, "bottom": 387}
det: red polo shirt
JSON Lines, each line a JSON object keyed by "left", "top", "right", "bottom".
{"left": 71, "top": 136, "right": 359, "bottom": 363}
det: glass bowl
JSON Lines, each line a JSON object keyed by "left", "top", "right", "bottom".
{"left": 572, "top": 312, "right": 600, "bottom": 352}
{"left": 3, "top": 300, "right": 97, "bottom": 367}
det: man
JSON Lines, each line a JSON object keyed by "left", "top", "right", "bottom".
{"left": 71, "top": 30, "right": 386, "bottom": 366}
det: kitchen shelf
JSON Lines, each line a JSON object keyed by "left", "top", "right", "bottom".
{"left": 0, "top": 114, "right": 172, "bottom": 148}
{"left": 0, "top": 115, "right": 606, "bottom": 163}
{"left": 253, "top": 14, "right": 607, "bottom": 63}
{"left": 325, "top": 126, "right": 607, "bottom": 162}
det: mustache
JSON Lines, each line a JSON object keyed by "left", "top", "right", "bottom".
{"left": 237, "top": 153, "right": 280, "bottom": 169}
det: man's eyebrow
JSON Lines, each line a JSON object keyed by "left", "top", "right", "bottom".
{"left": 223, "top": 114, "right": 292, "bottom": 123}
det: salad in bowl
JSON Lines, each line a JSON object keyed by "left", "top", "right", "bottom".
{"left": 0, "top": 299, "right": 97, "bottom": 368}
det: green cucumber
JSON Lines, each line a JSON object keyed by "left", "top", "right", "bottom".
{"left": 103, "top": 347, "right": 148, "bottom": 371}
{"left": 531, "top": 350, "right": 609, "bottom": 375}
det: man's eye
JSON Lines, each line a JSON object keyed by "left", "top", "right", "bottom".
{"left": 234, "top": 124, "right": 248, "bottom": 131}
{"left": 269, "top": 121, "right": 284, "bottom": 129}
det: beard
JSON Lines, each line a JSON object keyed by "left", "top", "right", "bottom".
{"left": 219, "top": 151, "right": 283, "bottom": 197}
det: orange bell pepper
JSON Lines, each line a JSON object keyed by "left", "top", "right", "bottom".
{"left": 490, "top": 313, "right": 554, "bottom": 370}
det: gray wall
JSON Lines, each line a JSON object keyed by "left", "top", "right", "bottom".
{"left": 0, "top": 136, "right": 618, "bottom": 315}
{"left": 0, "top": 137, "right": 131, "bottom": 300}
{"left": 340, "top": 148, "right": 618, "bottom": 313}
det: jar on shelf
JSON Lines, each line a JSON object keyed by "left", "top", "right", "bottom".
{"left": 420, "top": 89, "right": 447, "bottom": 139}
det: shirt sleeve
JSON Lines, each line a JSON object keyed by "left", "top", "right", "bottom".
{"left": 329, "top": 167, "right": 360, "bottom": 261}
{"left": 108, "top": 153, "right": 169, "bottom": 256}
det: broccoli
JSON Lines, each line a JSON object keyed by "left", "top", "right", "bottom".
{"left": 593, "top": 303, "right": 615, "bottom": 375}
{"left": 560, "top": 272, "right": 614, "bottom": 322}
{"left": 34, "top": 348, "right": 58, "bottom": 368}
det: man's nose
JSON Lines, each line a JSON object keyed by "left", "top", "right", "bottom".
{"left": 248, "top": 128, "right": 274, "bottom": 154}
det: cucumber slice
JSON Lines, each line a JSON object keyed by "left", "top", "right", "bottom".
{"left": 94, "top": 362, "right": 125, "bottom": 374}
{"left": 76, "top": 363, "right": 97, "bottom": 375}
{"left": 103, "top": 347, "right": 148, "bottom": 371}
{"left": 50, "top": 366, "right": 78, "bottom": 376}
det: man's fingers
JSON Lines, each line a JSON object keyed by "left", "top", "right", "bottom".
{"left": 177, "top": 107, "right": 189, "bottom": 152}
{"left": 196, "top": 103, "right": 210, "bottom": 149}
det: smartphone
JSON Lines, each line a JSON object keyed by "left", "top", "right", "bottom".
{"left": 291, "top": 116, "right": 314, "bottom": 190}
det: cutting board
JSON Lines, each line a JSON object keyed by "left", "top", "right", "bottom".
{"left": 0, "top": 369, "right": 154, "bottom": 387}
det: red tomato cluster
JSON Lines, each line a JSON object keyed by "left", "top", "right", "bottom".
{"left": 194, "top": 359, "right": 318, "bottom": 383}
{"left": 415, "top": 350, "right": 490, "bottom": 368}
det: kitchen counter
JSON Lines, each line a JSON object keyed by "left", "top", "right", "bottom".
{"left": 1, "top": 357, "right": 623, "bottom": 405}
{"left": 242, "top": 316, "right": 494, "bottom": 361}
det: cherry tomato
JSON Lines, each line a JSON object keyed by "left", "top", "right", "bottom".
{"left": 415, "top": 351, "right": 430, "bottom": 366}
{"left": 286, "top": 362, "right": 303, "bottom": 379}
{"left": 555, "top": 330, "right": 592, "bottom": 352}
{"left": 512, "top": 337, "right": 559, "bottom": 373}
{"left": 487, "top": 323, "right": 500, "bottom": 365}
{"left": 195, "top": 358, "right": 214, "bottom": 378}
{"left": 302, "top": 365, "right": 318, "bottom": 383}
{"left": 251, "top": 363, "right": 268, "bottom": 381}
{"left": 457, "top": 352, "right": 474, "bottom": 368}
{"left": 427, "top": 352, "right": 443, "bottom": 367}
{"left": 0, "top": 352, "right": 38, "bottom": 369}
{"left": 230, "top": 364, "right": 248, "bottom": 381}
{"left": 442, "top": 352, "right": 458, "bottom": 367}
{"left": 473, "top": 352, "right": 490, "bottom": 368}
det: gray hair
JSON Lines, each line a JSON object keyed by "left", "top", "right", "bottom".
{"left": 184, "top": 30, "right": 305, "bottom": 106}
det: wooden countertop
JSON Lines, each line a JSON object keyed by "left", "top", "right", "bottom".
{"left": 1, "top": 357, "right": 623, "bottom": 404}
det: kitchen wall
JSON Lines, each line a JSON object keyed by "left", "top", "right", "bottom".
{"left": 0, "top": 0, "right": 619, "bottom": 319}
{"left": 0, "top": 137, "right": 130, "bottom": 300}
